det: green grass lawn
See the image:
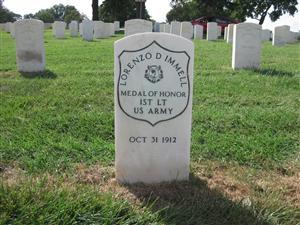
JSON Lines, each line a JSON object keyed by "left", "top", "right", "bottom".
{"left": 0, "top": 30, "right": 299, "bottom": 225}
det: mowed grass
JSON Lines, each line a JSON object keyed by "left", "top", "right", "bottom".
{"left": 0, "top": 30, "right": 299, "bottom": 225}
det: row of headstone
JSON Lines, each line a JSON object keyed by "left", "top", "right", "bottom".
{"left": 273, "top": 25, "right": 300, "bottom": 46}
{"left": 52, "top": 20, "right": 116, "bottom": 40}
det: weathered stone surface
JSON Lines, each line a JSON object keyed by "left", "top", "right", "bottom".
{"left": 107, "top": 22, "right": 115, "bottom": 36}
{"left": 82, "top": 20, "right": 94, "bottom": 41}
{"left": 194, "top": 24, "right": 203, "bottom": 39}
{"left": 69, "top": 21, "right": 78, "bottom": 37}
{"left": 227, "top": 24, "right": 234, "bottom": 43}
{"left": 53, "top": 21, "right": 66, "bottom": 39}
{"left": 232, "top": 23, "right": 261, "bottom": 70}
{"left": 180, "top": 22, "right": 193, "bottom": 39}
{"left": 114, "top": 21, "right": 120, "bottom": 31}
{"left": 5, "top": 22, "right": 11, "bottom": 32}
{"left": 15, "top": 19, "right": 45, "bottom": 72}
{"left": 154, "top": 22, "right": 160, "bottom": 32}
{"left": 125, "top": 19, "right": 152, "bottom": 36}
{"left": 207, "top": 22, "right": 218, "bottom": 41}
{"left": 170, "top": 21, "right": 181, "bottom": 35}
{"left": 114, "top": 33, "right": 194, "bottom": 183}
{"left": 94, "top": 21, "right": 105, "bottom": 38}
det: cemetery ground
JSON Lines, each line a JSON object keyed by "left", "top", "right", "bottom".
{"left": 0, "top": 30, "right": 299, "bottom": 225}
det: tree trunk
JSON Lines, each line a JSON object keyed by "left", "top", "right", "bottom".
{"left": 259, "top": 5, "right": 272, "bottom": 25}
{"left": 92, "top": 0, "right": 99, "bottom": 21}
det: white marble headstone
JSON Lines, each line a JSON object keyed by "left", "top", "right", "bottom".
{"left": 5, "top": 22, "right": 11, "bottom": 33}
{"left": 159, "top": 23, "right": 165, "bottom": 32}
{"left": 217, "top": 26, "right": 222, "bottom": 37}
{"left": 207, "top": 22, "right": 218, "bottom": 41}
{"left": 194, "top": 25, "right": 203, "bottom": 39}
{"left": 114, "top": 21, "right": 120, "bottom": 31}
{"left": 224, "top": 27, "right": 228, "bottom": 40}
{"left": 82, "top": 20, "right": 94, "bottom": 41}
{"left": 125, "top": 19, "right": 152, "bottom": 36}
{"left": 261, "top": 29, "right": 271, "bottom": 41}
{"left": 53, "top": 21, "right": 66, "bottom": 39}
{"left": 180, "top": 22, "right": 193, "bottom": 39}
{"left": 94, "top": 21, "right": 105, "bottom": 38}
{"left": 170, "top": 21, "right": 181, "bottom": 35}
{"left": 164, "top": 24, "right": 171, "bottom": 33}
{"left": 232, "top": 23, "right": 261, "bottom": 70}
{"left": 69, "top": 21, "right": 78, "bottom": 37}
{"left": 272, "top": 26, "right": 289, "bottom": 46}
{"left": 227, "top": 24, "right": 234, "bottom": 43}
{"left": 9, "top": 22, "right": 15, "bottom": 38}
{"left": 108, "top": 22, "right": 115, "bottom": 36}
{"left": 114, "top": 33, "right": 194, "bottom": 184}
{"left": 79, "top": 23, "right": 83, "bottom": 36}
{"left": 15, "top": 19, "right": 45, "bottom": 72}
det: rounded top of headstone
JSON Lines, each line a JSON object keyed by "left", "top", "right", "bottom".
{"left": 235, "top": 22, "right": 261, "bottom": 29}
{"left": 15, "top": 19, "right": 44, "bottom": 26}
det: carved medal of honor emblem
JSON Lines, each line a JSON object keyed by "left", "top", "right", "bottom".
{"left": 117, "top": 41, "right": 191, "bottom": 126}
{"left": 145, "top": 65, "right": 163, "bottom": 83}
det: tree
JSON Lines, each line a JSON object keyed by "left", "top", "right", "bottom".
{"left": 92, "top": 0, "right": 99, "bottom": 20}
{"left": 99, "top": 0, "right": 151, "bottom": 26}
{"left": 24, "top": 4, "right": 82, "bottom": 23}
{"left": 0, "top": 1, "right": 21, "bottom": 23}
{"left": 233, "top": 0, "right": 298, "bottom": 25}
{"left": 167, "top": 1, "right": 198, "bottom": 22}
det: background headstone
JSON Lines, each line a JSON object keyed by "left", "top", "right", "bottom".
{"left": 9, "top": 22, "right": 15, "bottom": 38}
{"left": 79, "top": 23, "right": 83, "bottom": 36}
{"left": 164, "top": 23, "right": 171, "bottom": 33}
{"left": 159, "top": 23, "right": 165, "bottom": 32}
{"left": 180, "top": 22, "right": 193, "bottom": 39}
{"left": 5, "top": 22, "right": 11, "bottom": 33}
{"left": 125, "top": 19, "right": 152, "bottom": 36}
{"left": 227, "top": 24, "right": 234, "bottom": 43}
{"left": 224, "top": 27, "right": 228, "bottom": 40}
{"left": 114, "top": 33, "right": 194, "bottom": 183}
{"left": 261, "top": 29, "right": 271, "bottom": 41}
{"left": 217, "top": 26, "right": 222, "bottom": 37}
{"left": 44, "top": 23, "right": 52, "bottom": 30}
{"left": 69, "top": 21, "right": 78, "bottom": 37}
{"left": 94, "top": 21, "right": 105, "bottom": 38}
{"left": 15, "top": 19, "right": 45, "bottom": 72}
{"left": 272, "top": 25, "right": 288, "bottom": 46}
{"left": 108, "top": 22, "right": 115, "bottom": 36}
{"left": 170, "top": 21, "right": 181, "bottom": 35}
{"left": 154, "top": 22, "right": 160, "bottom": 32}
{"left": 82, "top": 20, "right": 94, "bottom": 41}
{"left": 207, "top": 22, "right": 218, "bottom": 41}
{"left": 53, "top": 21, "right": 66, "bottom": 39}
{"left": 194, "top": 24, "right": 203, "bottom": 39}
{"left": 232, "top": 23, "right": 261, "bottom": 70}
{"left": 114, "top": 21, "right": 120, "bottom": 32}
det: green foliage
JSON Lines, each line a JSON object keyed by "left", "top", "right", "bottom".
{"left": 0, "top": 7, "right": 21, "bottom": 22}
{"left": 233, "top": 0, "right": 298, "bottom": 25}
{"left": 99, "top": 0, "right": 150, "bottom": 26}
{"left": 23, "top": 4, "right": 82, "bottom": 24}
{"left": 167, "top": 0, "right": 245, "bottom": 22}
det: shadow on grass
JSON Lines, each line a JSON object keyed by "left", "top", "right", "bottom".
{"left": 20, "top": 69, "right": 57, "bottom": 79}
{"left": 125, "top": 174, "right": 271, "bottom": 225}
{"left": 253, "top": 68, "right": 294, "bottom": 77}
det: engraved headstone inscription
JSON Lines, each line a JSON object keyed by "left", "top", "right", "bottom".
{"left": 114, "top": 33, "right": 194, "bottom": 183}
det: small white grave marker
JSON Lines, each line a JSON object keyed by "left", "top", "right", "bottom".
{"left": 69, "top": 21, "right": 78, "bottom": 37}
{"left": 194, "top": 25, "right": 203, "bottom": 39}
{"left": 207, "top": 22, "right": 218, "bottom": 41}
{"left": 125, "top": 19, "right": 152, "bottom": 36}
{"left": 170, "top": 21, "right": 181, "bottom": 35}
{"left": 53, "top": 21, "right": 66, "bottom": 39}
{"left": 82, "top": 20, "right": 94, "bottom": 41}
{"left": 114, "top": 33, "right": 194, "bottom": 183}
{"left": 15, "top": 19, "right": 45, "bottom": 73}
{"left": 232, "top": 23, "right": 261, "bottom": 70}
{"left": 180, "top": 22, "right": 193, "bottom": 39}
{"left": 227, "top": 24, "right": 234, "bottom": 43}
